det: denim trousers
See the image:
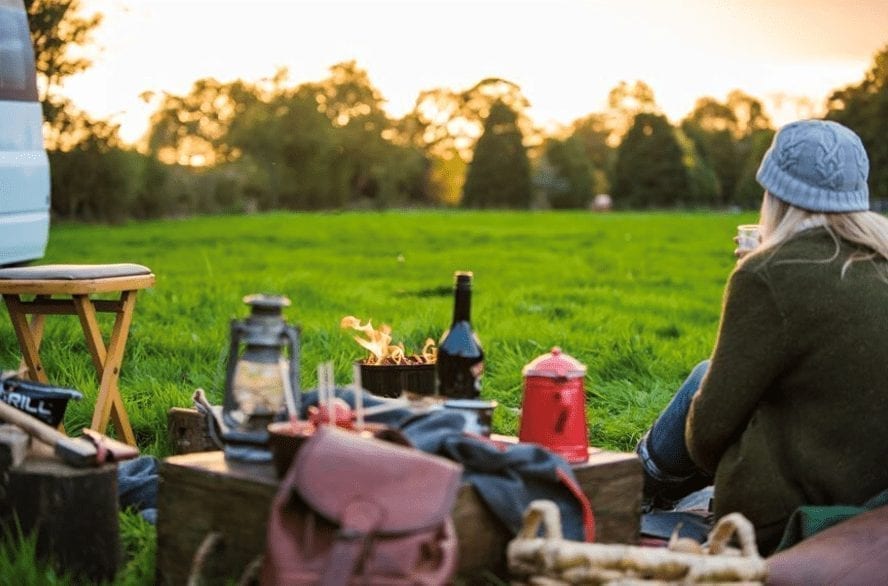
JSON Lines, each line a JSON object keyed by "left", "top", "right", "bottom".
{"left": 637, "top": 360, "right": 713, "bottom": 498}
{"left": 118, "top": 455, "right": 159, "bottom": 523}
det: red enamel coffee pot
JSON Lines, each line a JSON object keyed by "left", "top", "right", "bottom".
{"left": 518, "top": 347, "right": 589, "bottom": 463}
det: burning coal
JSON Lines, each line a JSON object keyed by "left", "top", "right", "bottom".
{"left": 340, "top": 316, "right": 436, "bottom": 365}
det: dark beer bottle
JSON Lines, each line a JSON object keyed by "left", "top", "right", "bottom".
{"left": 437, "top": 271, "right": 484, "bottom": 398}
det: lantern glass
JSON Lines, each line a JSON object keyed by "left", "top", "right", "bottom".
{"left": 227, "top": 351, "right": 288, "bottom": 433}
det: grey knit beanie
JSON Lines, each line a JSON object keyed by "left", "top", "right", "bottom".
{"left": 756, "top": 119, "right": 869, "bottom": 212}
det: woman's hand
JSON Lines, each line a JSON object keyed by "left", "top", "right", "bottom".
{"left": 733, "top": 236, "right": 753, "bottom": 260}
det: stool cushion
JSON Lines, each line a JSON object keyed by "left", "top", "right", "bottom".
{"left": 0, "top": 264, "right": 152, "bottom": 281}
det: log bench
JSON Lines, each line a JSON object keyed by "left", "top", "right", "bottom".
{"left": 155, "top": 433, "right": 642, "bottom": 583}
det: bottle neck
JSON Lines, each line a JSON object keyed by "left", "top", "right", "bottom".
{"left": 452, "top": 284, "right": 472, "bottom": 323}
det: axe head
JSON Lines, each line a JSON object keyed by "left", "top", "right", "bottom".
{"left": 53, "top": 430, "right": 139, "bottom": 468}
{"left": 81, "top": 428, "right": 139, "bottom": 463}
{"left": 54, "top": 436, "right": 99, "bottom": 467}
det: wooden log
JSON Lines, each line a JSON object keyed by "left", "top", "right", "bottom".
{"left": 4, "top": 450, "right": 121, "bottom": 582}
{"left": 0, "top": 424, "right": 30, "bottom": 519}
{"left": 0, "top": 424, "right": 29, "bottom": 471}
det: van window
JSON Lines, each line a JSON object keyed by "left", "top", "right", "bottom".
{"left": 0, "top": 0, "right": 38, "bottom": 102}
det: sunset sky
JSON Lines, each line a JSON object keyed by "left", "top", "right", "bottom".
{"left": 62, "top": 0, "right": 888, "bottom": 144}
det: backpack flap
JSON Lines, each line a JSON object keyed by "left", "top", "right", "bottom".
{"left": 293, "top": 425, "right": 463, "bottom": 535}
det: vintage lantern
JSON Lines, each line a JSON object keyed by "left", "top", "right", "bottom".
{"left": 222, "top": 294, "right": 300, "bottom": 458}
{"left": 518, "top": 347, "right": 589, "bottom": 463}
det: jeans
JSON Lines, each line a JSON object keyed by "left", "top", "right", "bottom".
{"left": 118, "top": 455, "right": 159, "bottom": 523}
{"left": 637, "top": 360, "right": 713, "bottom": 501}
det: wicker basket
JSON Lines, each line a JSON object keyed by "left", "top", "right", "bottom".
{"left": 508, "top": 500, "right": 766, "bottom": 585}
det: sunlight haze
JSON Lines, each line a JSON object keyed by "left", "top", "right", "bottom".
{"left": 61, "top": 0, "right": 888, "bottom": 144}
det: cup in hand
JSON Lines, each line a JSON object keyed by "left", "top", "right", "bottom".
{"left": 736, "top": 224, "right": 761, "bottom": 253}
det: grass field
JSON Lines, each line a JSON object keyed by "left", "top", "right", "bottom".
{"left": 0, "top": 210, "right": 755, "bottom": 583}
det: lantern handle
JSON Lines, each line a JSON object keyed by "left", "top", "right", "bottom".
{"left": 222, "top": 320, "right": 246, "bottom": 415}
{"left": 283, "top": 325, "right": 302, "bottom": 418}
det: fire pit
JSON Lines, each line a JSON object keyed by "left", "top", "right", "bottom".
{"left": 341, "top": 316, "right": 437, "bottom": 398}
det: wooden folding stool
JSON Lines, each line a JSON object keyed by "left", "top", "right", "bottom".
{"left": 0, "top": 264, "right": 155, "bottom": 445}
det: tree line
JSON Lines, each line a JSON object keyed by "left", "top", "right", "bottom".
{"left": 28, "top": 1, "right": 888, "bottom": 222}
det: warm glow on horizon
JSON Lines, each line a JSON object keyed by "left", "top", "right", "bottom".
{"left": 60, "top": 0, "right": 888, "bottom": 145}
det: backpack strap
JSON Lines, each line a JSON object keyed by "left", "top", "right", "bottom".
{"left": 320, "top": 500, "right": 383, "bottom": 586}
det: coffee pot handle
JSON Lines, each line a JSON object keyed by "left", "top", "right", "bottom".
{"left": 222, "top": 320, "right": 245, "bottom": 415}
{"left": 552, "top": 391, "right": 571, "bottom": 434}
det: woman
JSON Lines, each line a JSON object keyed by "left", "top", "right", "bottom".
{"left": 636, "top": 119, "right": 888, "bottom": 554}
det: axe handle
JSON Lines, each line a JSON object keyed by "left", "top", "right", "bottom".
{"left": 0, "top": 400, "right": 68, "bottom": 445}
{"left": 0, "top": 401, "right": 98, "bottom": 467}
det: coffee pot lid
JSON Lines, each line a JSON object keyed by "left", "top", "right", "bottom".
{"left": 522, "top": 347, "right": 586, "bottom": 378}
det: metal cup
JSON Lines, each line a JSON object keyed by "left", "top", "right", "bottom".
{"left": 442, "top": 399, "right": 497, "bottom": 436}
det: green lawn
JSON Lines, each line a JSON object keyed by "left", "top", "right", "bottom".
{"left": 0, "top": 210, "right": 755, "bottom": 583}
{"left": 1, "top": 210, "right": 756, "bottom": 452}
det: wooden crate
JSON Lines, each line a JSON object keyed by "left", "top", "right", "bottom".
{"left": 156, "top": 442, "right": 641, "bottom": 583}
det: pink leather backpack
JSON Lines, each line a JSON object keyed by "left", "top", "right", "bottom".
{"left": 261, "top": 425, "right": 463, "bottom": 585}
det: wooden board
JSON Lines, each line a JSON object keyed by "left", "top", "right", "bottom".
{"left": 156, "top": 444, "right": 641, "bottom": 583}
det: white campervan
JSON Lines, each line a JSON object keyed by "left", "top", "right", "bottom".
{"left": 0, "top": 0, "right": 49, "bottom": 265}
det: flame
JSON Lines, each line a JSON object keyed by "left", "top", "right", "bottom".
{"left": 340, "top": 315, "right": 436, "bottom": 365}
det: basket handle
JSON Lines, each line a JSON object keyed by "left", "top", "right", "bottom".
{"left": 517, "top": 500, "right": 564, "bottom": 540}
{"left": 706, "top": 512, "right": 760, "bottom": 557}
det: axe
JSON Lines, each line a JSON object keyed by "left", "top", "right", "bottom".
{"left": 0, "top": 400, "right": 138, "bottom": 467}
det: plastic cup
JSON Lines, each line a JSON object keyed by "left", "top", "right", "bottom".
{"left": 737, "top": 224, "right": 761, "bottom": 253}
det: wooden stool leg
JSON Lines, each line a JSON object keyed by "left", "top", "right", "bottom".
{"left": 18, "top": 295, "right": 47, "bottom": 377}
{"left": 2, "top": 294, "right": 49, "bottom": 383}
{"left": 90, "top": 291, "right": 137, "bottom": 446}
{"left": 73, "top": 294, "right": 107, "bottom": 375}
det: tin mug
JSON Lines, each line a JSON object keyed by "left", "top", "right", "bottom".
{"left": 442, "top": 399, "right": 497, "bottom": 436}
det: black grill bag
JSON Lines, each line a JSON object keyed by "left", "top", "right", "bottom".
{"left": 0, "top": 374, "right": 83, "bottom": 426}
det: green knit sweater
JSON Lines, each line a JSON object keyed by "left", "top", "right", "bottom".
{"left": 686, "top": 227, "right": 888, "bottom": 554}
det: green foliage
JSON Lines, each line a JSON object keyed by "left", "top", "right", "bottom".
{"left": 49, "top": 144, "right": 136, "bottom": 223}
{"left": 428, "top": 152, "right": 467, "bottom": 206}
{"left": 400, "top": 78, "right": 533, "bottom": 162}
{"left": 0, "top": 511, "right": 155, "bottom": 584}
{"left": 680, "top": 91, "right": 774, "bottom": 209}
{"left": 144, "top": 64, "right": 429, "bottom": 211}
{"left": 613, "top": 114, "right": 690, "bottom": 208}
{"left": 682, "top": 118, "right": 736, "bottom": 206}
{"left": 462, "top": 101, "right": 532, "bottom": 208}
{"left": 826, "top": 44, "right": 888, "bottom": 202}
{"left": 116, "top": 511, "right": 156, "bottom": 586}
{"left": 568, "top": 113, "right": 614, "bottom": 194}
{"left": 0, "top": 524, "right": 76, "bottom": 584}
{"left": 605, "top": 80, "right": 661, "bottom": 143}
{"left": 26, "top": 0, "right": 116, "bottom": 153}
{"left": 733, "top": 129, "right": 776, "bottom": 209}
{"left": 25, "top": 0, "right": 100, "bottom": 94}
{"left": 675, "top": 129, "right": 721, "bottom": 207}
{"left": 535, "top": 136, "right": 597, "bottom": 209}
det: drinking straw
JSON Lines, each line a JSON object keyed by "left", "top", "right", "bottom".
{"left": 280, "top": 358, "right": 298, "bottom": 422}
{"left": 317, "top": 363, "right": 327, "bottom": 424}
{"left": 353, "top": 363, "right": 364, "bottom": 431}
{"left": 326, "top": 361, "right": 336, "bottom": 426}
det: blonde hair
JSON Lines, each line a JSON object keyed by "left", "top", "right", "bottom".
{"left": 754, "top": 192, "right": 888, "bottom": 278}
